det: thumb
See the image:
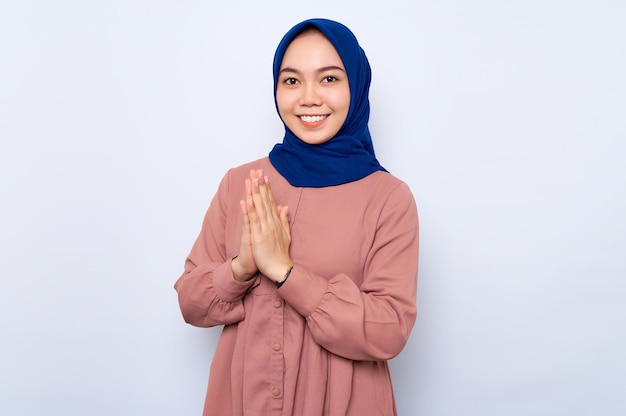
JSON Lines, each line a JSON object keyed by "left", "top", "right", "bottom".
{"left": 280, "top": 206, "right": 290, "bottom": 234}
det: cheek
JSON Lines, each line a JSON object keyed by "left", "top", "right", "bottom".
{"left": 330, "top": 87, "right": 350, "bottom": 114}
{"left": 276, "top": 89, "right": 295, "bottom": 115}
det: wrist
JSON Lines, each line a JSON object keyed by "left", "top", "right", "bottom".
{"left": 231, "top": 256, "right": 256, "bottom": 282}
{"left": 275, "top": 264, "right": 294, "bottom": 288}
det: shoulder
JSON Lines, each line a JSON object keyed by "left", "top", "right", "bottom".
{"left": 324, "top": 171, "right": 416, "bottom": 224}
{"left": 219, "top": 157, "right": 273, "bottom": 187}
{"left": 366, "top": 170, "right": 409, "bottom": 188}
{"left": 362, "top": 172, "right": 419, "bottom": 232}
{"left": 360, "top": 171, "right": 418, "bottom": 226}
{"left": 311, "top": 171, "right": 416, "bottom": 210}
{"left": 358, "top": 171, "right": 415, "bottom": 203}
{"left": 226, "top": 157, "right": 272, "bottom": 177}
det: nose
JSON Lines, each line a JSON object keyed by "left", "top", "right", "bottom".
{"left": 299, "top": 83, "right": 322, "bottom": 106}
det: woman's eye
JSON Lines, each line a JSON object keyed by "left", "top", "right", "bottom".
{"left": 284, "top": 78, "right": 298, "bottom": 85}
{"left": 323, "top": 76, "right": 338, "bottom": 83}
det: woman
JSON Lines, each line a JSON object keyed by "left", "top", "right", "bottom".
{"left": 175, "top": 18, "right": 419, "bottom": 416}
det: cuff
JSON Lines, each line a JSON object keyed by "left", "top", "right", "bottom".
{"left": 277, "top": 266, "right": 328, "bottom": 318}
{"left": 213, "top": 260, "right": 257, "bottom": 302}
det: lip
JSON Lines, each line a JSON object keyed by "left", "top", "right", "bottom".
{"left": 297, "top": 114, "right": 329, "bottom": 128}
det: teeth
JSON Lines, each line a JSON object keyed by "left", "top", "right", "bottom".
{"left": 300, "top": 115, "right": 326, "bottom": 123}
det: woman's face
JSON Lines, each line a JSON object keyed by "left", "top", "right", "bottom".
{"left": 276, "top": 30, "right": 350, "bottom": 145}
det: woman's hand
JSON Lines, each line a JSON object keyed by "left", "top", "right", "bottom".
{"left": 243, "top": 169, "right": 293, "bottom": 283}
{"left": 231, "top": 176, "right": 258, "bottom": 281}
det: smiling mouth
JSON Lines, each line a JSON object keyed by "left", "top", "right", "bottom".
{"left": 299, "top": 115, "right": 328, "bottom": 123}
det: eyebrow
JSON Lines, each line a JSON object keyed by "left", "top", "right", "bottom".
{"left": 279, "top": 65, "right": 346, "bottom": 75}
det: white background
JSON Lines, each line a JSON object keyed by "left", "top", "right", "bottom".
{"left": 1, "top": 1, "right": 624, "bottom": 415}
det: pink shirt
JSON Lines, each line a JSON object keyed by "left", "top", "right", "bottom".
{"left": 175, "top": 157, "right": 419, "bottom": 415}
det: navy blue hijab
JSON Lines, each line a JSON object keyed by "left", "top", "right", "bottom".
{"left": 268, "top": 18, "right": 386, "bottom": 188}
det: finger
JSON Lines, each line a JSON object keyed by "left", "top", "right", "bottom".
{"left": 255, "top": 170, "right": 268, "bottom": 199}
{"left": 239, "top": 199, "right": 250, "bottom": 226}
{"left": 251, "top": 174, "right": 270, "bottom": 224}
{"left": 263, "top": 175, "right": 278, "bottom": 208}
{"left": 244, "top": 178, "right": 255, "bottom": 215}
{"left": 245, "top": 178, "right": 262, "bottom": 232}
{"left": 280, "top": 206, "right": 290, "bottom": 236}
{"left": 239, "top": 200, "right": 252, "bottom": 250}
{"left": 249, "top": 169, "right": 257, "bottom": 182}
{"left": 254, "top": 172, "right": 278, "bottom": 218}
{"left": 234, "top": 199, "right": 257, "bottom": 279}
{"left": 247, "top": 169, "right": 259, "bottom": 205}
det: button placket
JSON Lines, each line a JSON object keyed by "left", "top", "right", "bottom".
{"left": 269, "top": 295, "right": 285, "bottom": 410}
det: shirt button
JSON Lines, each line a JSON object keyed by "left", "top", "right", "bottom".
{"left": 273, "top": 343, "right": 282, "bottom": 351}
{"left": 272, "top": 387, "right": 281, "bottom": 397}
{"left": 273, "top": 300, "right": 283, "bottom": 308}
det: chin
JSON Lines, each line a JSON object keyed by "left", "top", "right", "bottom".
{"left": 300, "top": 136, "right": 331, "bottom": 145}
{"left": 292, "top": 129, "right": 332, "bottom": 145}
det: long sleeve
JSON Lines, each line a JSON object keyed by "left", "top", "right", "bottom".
{"left": 174, "top": 170, "right": 257, "bottom": 328}
{"left": 278, "top": 181, "right": 419, "bottom": 361}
